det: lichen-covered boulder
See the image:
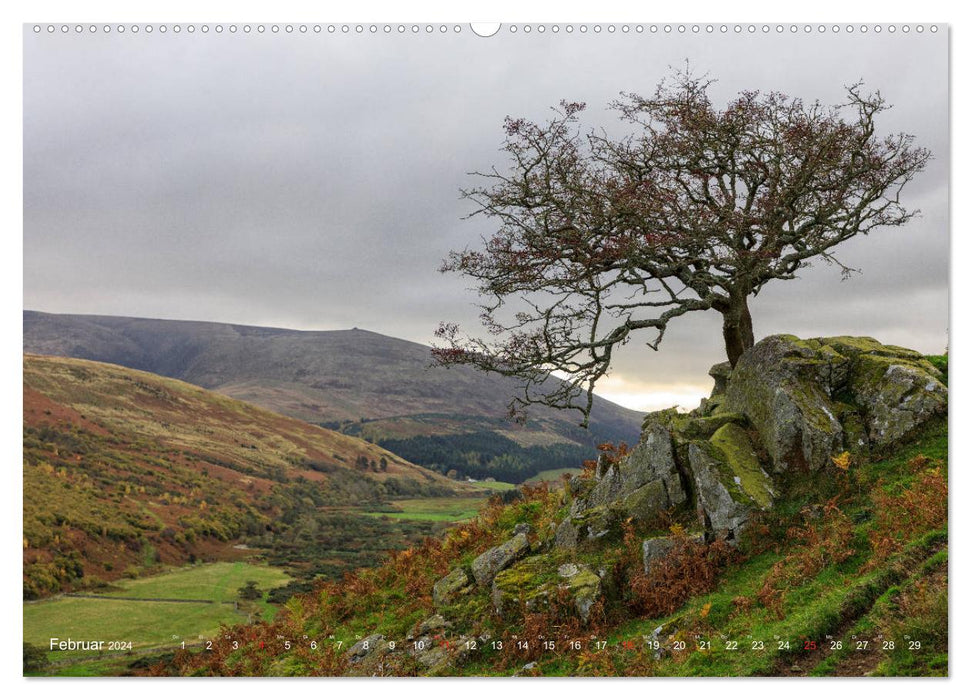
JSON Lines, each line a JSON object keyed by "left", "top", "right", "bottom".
{"left": 490, "top": 556, "right": 553, "bottom": 616}
{"left": 491, "top": 557, "right": 602, "bottom": 622}
{"left": 724, "top": 335, "right": 847, "bottom": 472}
{"left": 723, "top": 335, "right": 947, "bottom": 471}
{"left": 432, "top": 566, "right": 474, "bottom": 606}
{"left": 600, "top": 427, "right": 683, "bottom": 520}
{"left": 708, "top": 423, "right": 775, "bottom": 509}
{"left": 689, "top": 427, "right": 774, "bottom": 541}
{"left": 347, "top": 633, "right": 387, "bottom": 663}
{"left": 557, "top": 424, "right": 687, "bottom": 544}
{"left": 821, "top": 336, "right": 947, "bottom": 446}
{"left": 410, "top": 614, "right": 450, "bottom": 639}
{"left": 641, "top": 407, "right": 681, "bottom": 435}
{"left": 471, "top": 533, "right": 530, "bottom": 586}
{"left": 557, "top": 562, "right": 602, "bottom": 622}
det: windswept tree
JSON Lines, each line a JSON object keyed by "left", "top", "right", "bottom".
{"left": 433, "top": 71, "right": 930, "bottom": 426}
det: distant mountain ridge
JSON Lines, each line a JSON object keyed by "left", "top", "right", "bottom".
{"left": 23, "top": 311, "right": 643, "bottom": 481}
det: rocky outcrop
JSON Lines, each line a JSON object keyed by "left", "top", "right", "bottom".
{"left": 555, "top": 424, "right": 687, "bottom": 549}
{"left": 490, "top": 556, "right": 603, "bottom": 622}
{"left": 471, "top": 532, "right": 531, "bottom": 586}
{"left": 724, "top": 335, "right": 946, "bottom": 473}
{"left": 432, "top": 567, "right": 474, "bottom": 607}
{"left": 557, "top": 563, "right": 602, "bottom": 622}
{"left": 553, "top": 334, "right": 945, "bottom": 549}
{"left": 724, "top": 335, "right": 846, "bottom": 472}
{"left": 347, "top": 633, "right": 387, "bottom": 664}
{"left": 413, "top": 334, "right": 946, "bottom": 650}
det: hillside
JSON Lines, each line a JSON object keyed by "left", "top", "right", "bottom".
{"left": 23, "top": 354, "right": 464, "bottom": 599}
{"left": 147, "top": 336, "right": 947, "bottom": 677}
{"left": 23, "top": 311, "right": 642, "bottom": 482}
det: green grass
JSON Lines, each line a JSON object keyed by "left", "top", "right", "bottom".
{"left": 25, "top": 598, "right": 238, "bottom": 655}
{"left": 525, "top": 467, "right": 579, "bottom": 484}
{"left": 464, "top": 479, "right": 518, "bottom": 492}
{"left": 362, "top": 497, "right": 488, "bottom": 522}
{"left": 100, "top": 561, "right": 291, "bottom": 603}
{"left": 23, "top": 562, "right": 291, "bottom": 674}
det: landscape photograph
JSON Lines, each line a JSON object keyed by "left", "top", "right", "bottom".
{"left": 22, "top": 22, "right": 948, "bottom": 678}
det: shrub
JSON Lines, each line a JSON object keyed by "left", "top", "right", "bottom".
{"left": 626, "top": 530, "right": 735, "bottom": 618}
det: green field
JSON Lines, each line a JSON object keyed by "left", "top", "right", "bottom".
{"left": 465, "top": 479, "right": 518, "bottom": 492}
{"left": 363, "top": 496, "right": 489, "bottom": 522}
{"left": 99, "top": 561, "right": 291, "bottom": 603}
{"left": 24, "top": 562, "right": 291, "bottom": 675}
{"left": 524, "top": 467, "right": 578, "bottom": 484}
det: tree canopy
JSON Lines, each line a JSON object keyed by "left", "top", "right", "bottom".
{"left": 434, "top": 71, "right": 930, "bottom": 426}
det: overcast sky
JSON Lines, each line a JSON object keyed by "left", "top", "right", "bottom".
{"left": 23, "top": 24, "right": 949, "bottom": 411}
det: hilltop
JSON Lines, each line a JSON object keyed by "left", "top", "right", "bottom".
{"left": 23, "top": 354, "right": 465, "bottom": 600}
{"left": 23, "top": 311, "right": 642, "bottom": 482}
{"left": 159, "top": 336, "right": 948, "bottom": 677}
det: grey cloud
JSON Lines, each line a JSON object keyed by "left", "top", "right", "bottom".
{"left": 23, "top": 27, "right": 949, "bottom": 405}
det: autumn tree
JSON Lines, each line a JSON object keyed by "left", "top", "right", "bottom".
{"left": 434, "top": 71, "right": 930, "bottom": 426}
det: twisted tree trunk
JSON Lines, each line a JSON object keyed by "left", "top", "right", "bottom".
{"left": 717, "top": 291, "right": 755, "bottom": 368}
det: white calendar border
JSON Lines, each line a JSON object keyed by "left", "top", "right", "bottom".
{"left": 3, "top": 1, "right": 963, "bottom": 698}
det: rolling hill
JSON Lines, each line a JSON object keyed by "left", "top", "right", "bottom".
{"left": 23, "top": 354, "right": 463, "bottom": 599}
{"left": 23, "top": 311, "right": 643, "bottom": 482}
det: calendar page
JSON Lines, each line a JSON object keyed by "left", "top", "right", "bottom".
{"left": 22, "top": 20, "right": 949, "bottom": 679}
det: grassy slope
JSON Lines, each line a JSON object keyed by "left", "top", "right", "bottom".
{"left": 165, "top": 416, "right": 947, "bottom": 678}
{"left": 23, "top": 354, "right": 462, "bottom": 598}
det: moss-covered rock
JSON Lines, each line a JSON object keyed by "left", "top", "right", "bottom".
{"left": 820, "top": 335, "right": 925, "bottom": 362}
{"left": 689, "top": 440, "right": 767, "bottom": 541}
{"left": 555, "top": 424, "right": 687, "bottom": 549}
{"left": 642, "top": 536, "right": 676, "bottom": 572}
{"left": 410, "top": 614, "right": 450, "bottom": 639}
{"left": 823, "top": 339, "right": 947, "bottom": 446}
{"left": 642, "top": 534, "right": 706, "bottom": 574}
{"left": 669, "top": 412, "right": 746, "bottom": 441}
{"left": 708, "top": 423, "right": 775, "bottom": 509}
{"left": 575, "top": 334, "right": 943, "bottom": 550}
{"left": 432, "top": 566, "right": 474, "bottom": 607}
{"left": 724, "top": 334, "right": 847, "bottom": 472}
{"left": 491, "top": 556, "right": 602, "bottom": 622}
{"left": 590, "top": 424, "right": 685, "bottom": 511}
{"left": 559, "top": 563, "right": 602, "bottom": 622}
{"left": 470, "top": 533, "right": 530, "bottom": 587}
